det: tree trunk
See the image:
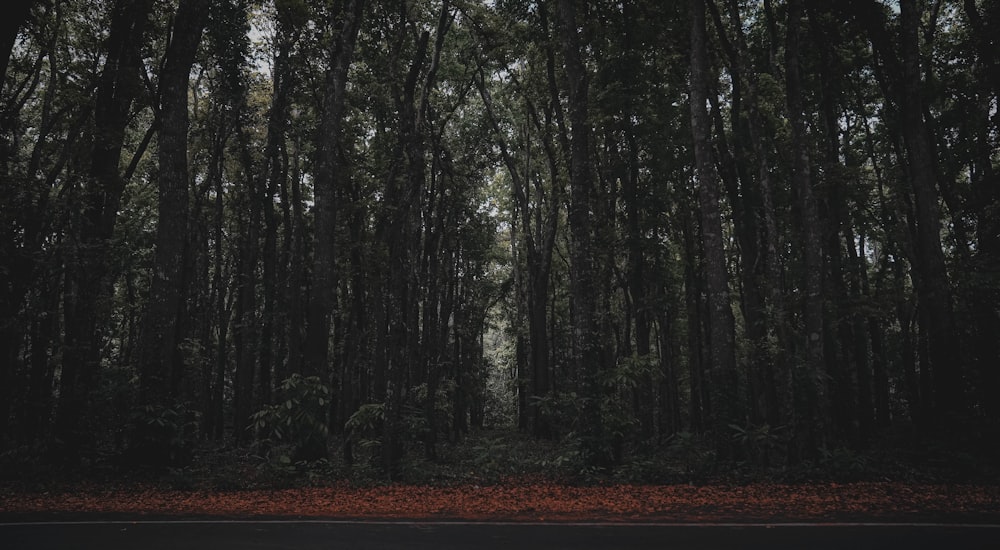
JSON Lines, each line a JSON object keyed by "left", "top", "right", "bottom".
{"left": 380, "top": 10, "right": 430, "bottom": 478}
{"left": 681, "top": 192, "right": 706, "bottom": 434}
{"left": 55, "top": 0, "right": 154, "bottom": 454}
{"left": 963, "top": 0, "right": 1000, "bottom": 420}
{"left": 0, "top": 0, "right": 36, "bottom": 87}
{"left": 209, "top": 119, "right": 230, "bottom": 440}
{"left": 709, "top": 3, "right": 772, "bottom": 433}
{"left": 897, "top": 0, "right": 961, "bottom": 418}
{"left": 233, "top": 137, "right": 259, "bottom": 444}
{"left": 689, "top": 0, "right": 738, "bottom": 454}
{"left": 304, "top": 0, "right": 366, "bottom": 380}
{"left": 259, "top": 11, "right": 299, "bottom": 406}
{"left": 558, "top": 0, "right": 612, "bottom": 468}
{"left": 785, "top": 0, "right": 827, "bottom": 455}
{"left": 136, "top": 0, "right": 208, "bottom": 454}
{"left": 415, "top": 2, "right": 454, "bottom": 461}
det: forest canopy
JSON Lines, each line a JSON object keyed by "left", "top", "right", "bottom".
{"left": 0, "top": 0, "right": 997, "bottom": 481}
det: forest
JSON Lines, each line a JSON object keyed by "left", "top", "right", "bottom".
{"left": 0, "top": 0, "right": 998, "bottom": 485}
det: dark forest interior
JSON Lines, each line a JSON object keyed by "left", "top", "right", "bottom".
{"left": 1, "top": 0, "right": 998, "bottom": 485}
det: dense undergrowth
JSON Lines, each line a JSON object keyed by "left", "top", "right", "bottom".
{"left": 2, "top": 426, "right": 998, "bottom": 493}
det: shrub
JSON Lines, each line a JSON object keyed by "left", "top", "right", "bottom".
{"left": 129, "top": 402, "right": 200, "bottom": 467}
{"left": 345, "top": 402, "right": 385, "bottom": 462}
{"left": 250, "top": 374, "right": 331, "bottom": 462}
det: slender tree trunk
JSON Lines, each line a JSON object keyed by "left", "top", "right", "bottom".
{"left": 748, "top": 81, "right": 785, "bottom": 432}
{"left": 0, "top": 0, "right": 36, "bottom": 87}
{"left": 304, "top": 0, "right": 365, "bottom": 380}
{"left": 258, "top": 15, "right": 299, "bottom": 406}
{"left": 786, "top": 0, "right": 827, "bottom": 455}
{"left": 381, "top": 9, "right": 429, "bottom": 478}
{"left": 756, "top": 0, "right": 788, "bottom": 435}
{"left": 137, "top": 0, "right": 208, "bottom": 453}
{"left": 286, "top": 135, "right": 306, "bottom": 376}
{"left": 962, "top": 0, "right": 1000, "bottom": 417}
{"left": 232, "top": 142, "right": 259, "bottom": 443}
{"left": 414, "top": 2, "right": 454, "bottom": 461}
{"left": 209, "top": 122, "right": 230, "bottom": 440}
{"left": 22, "top": 277, "right": 58, "bottom": 442}
{"left": 689, "top": 0, "right": 738, "bottom": 453}
{"left": 340, "top": 174, "right": 369, "bottom": 464}
{"left": 55, "top": 0, "right": 154, "bottom": 454}
{"left": 868, "top": 315, "right": 891, "bottom": 429}
{"left": 709, "top": 1, "right": 775, "bottom": 434}
{"left": 301, "top": 0, "right": 365, "bottom": 462}
{"left": 558, "top": 0, "right": 612, "bottom": 467}
{"left": 625, "top": 200, "right": 654, "bottom": 429}
{"left": 898, "top": 0, "right": 961, "bottom": 418}
{"left": 709, "top": 88, "right": 765, "bottom": 430}
{"left": 681, "top": 194, "right": 706, "bottom": 434}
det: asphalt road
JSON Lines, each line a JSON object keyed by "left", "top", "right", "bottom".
{"left": 1, "top": 520, "right": 998, "bottom": 550}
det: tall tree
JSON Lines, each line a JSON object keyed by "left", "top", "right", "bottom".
{"left": 136, "top": 0, "right": 210, "bottom": 459}
{"left": 688, "top": 0, "right": 738, "bottom": 452}
{"left": 845, "top": 0, "right": 964, "bottom": 425}
{"left": 0, "top": 0, "right": 37, "bottom": 85}
{"left": 303, "top": 0, "right": 366, "bottom": 457}
{"left": 558, "top": 0, "right": 614, "bottom": 467}
{"left": 897, "top": 0, "right": 961, "bottom": 418}
{"left": 961, "top": 0, "right": 1000, "bottom": 419}
{"left": 304, "top": 0, "right": 366, "bottom": 376}
{"left": 786, "top": 0, "right": 827, "bottom": 454}
{"left": 54, "top": 0, "right": 155, "bottom": 454}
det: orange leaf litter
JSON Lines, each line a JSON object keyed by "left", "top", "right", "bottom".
{"left": 2, "top": 482, "right": 999, "bottom": 522}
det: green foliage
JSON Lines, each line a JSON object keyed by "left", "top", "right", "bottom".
{"left": 531, "top": 391, "right": 583, "bottom": 434}
{"left": 600, "top": 354, "right": 662, "bottom": 390}
{"left": 666, "top": 431, "right": 718, "bottom": 480}
{"left": 410, "top": 379, "right": 458, "bottom": 433}
{"left": 207, "top": 0, "right": 250, "bottom": 100}
{"left": 130, "top": 403, "right": 201, "bottom": 467}
{"left": 542, "top": 357, "right": 662, "bottom": 471}
{"left": 534, "top": 440, "right": 597, "bottom": 480}
{"left": 250, "top": 374, "right": 331, "bottom": 462}
{"left": 816, "top": 447, "right": 871, "bottom": 480}
{"left": 730, "top": 423, "right": 787, "bottom": 467}
{"left": 274, "top": 0, "right": 309, "bottom": 29}
{"left": 344, "top": 403, "right": 385, "bottom": 459}
{"left": 3, "top": 0, "right": 999, "bottom": 491}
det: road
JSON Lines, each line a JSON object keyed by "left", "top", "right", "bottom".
{"left": 2, "top": 520, "right": 998, "bottom": 550}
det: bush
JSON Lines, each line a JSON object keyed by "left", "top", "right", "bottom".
{"left": 250, "top": 374, "right": 331, "bottom": 462}
{"left": 345, "top": 403, "right": 385, "bottom": 463}
{"left": 129, "top": 402, "right": 200, "bottom": 467}
{"left": 729, "top": 422, "right": 787, "bottom": 467}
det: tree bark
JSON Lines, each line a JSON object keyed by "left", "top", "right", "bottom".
{"left": 785, "top": 0, "right": 827, "bottom": 455}
{"left": 304, "top": 0, "right": 365, "bottom": 378}
{"left": 380, "top": 6, "right": 429, "bottom": 478}
{"left": 681, "top": 193, "right": 707, "bottom": 434}
{"left": 0, "top": 0, "right": 36, "bottom": 88}
{"left": 689, "top": 0, "right": 738, "bottom": 453}
{"left": 233, "top": 132, "right": 260, "bottom": 444}
{"left": 897, "top": 0, "right": 961, "bottom": 418}
{"left": 259, "top": 7, "right": 301, "bottom": 405}
{"left": 558, "top": 0, "right": 612, "bottom": 467}
{"left": 137, "top": 0, "right": 209, "bottom": 433}
{"left": 962, "top": 0, "right": 1000, "bottom": 420}
{"left": 55, "top": 0, "right": 154, "bottom": 454}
